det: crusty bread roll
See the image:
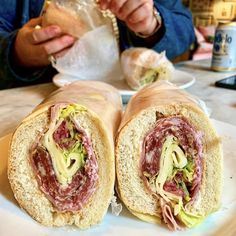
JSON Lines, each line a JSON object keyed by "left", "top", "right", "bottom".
{"left": 116, "top": 81, "right": 223, "bottom": 230}
{"left": 8, "top": 81, "right": 122, "bottom": 228}
{"left": 121, "top": 48, "right": 174, "bottom": 90}
{"left": 41, "top": 0, "right": 106, "bottom": 38}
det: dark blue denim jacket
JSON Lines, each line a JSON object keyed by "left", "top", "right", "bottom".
{"left": 0, "top": 0, "right": 195, "bottom": 89}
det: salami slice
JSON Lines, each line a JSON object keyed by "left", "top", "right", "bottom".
{"left": 140, "top": 116, "right": 203, "bottom": 200}
{"left": 31, "top": 106, "right": 98, "bottom": 212}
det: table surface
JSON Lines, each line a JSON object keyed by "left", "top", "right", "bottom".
{"left": 0, "top": 59, "right": 236, "bottom": 137}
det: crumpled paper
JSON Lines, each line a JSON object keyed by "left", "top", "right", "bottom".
{"left": 52, "top": 24, "right": 122, "bottom": 82}
{"left": 42, "top": 0, "right": 123, "bottom": 83}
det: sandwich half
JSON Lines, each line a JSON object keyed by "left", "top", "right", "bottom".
{"left": 121, "top": 48, "right": 174, "bottom": 90}
{"left": 116, "top": 81, "right": 223, "bottom": 230}
{"left": 8, "top": 81, "right": 122, "bottom": 228}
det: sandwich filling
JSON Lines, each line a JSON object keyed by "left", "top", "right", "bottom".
{"left": 139, "top": 68, "right": 159, "bottom": 88}
{"left": 30, "top": 104, "right": 98, "bottom": 212}
{"left": 139, "top": 67, "right": 170, "bottom": 89}
{"left": 140, "top": 116, "right": 204, "bottom": 230}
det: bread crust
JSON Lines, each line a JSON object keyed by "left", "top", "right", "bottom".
{"left": 8, "top": 81, "right": 122, "bottom": 228}
{"left": 115, "top": 81, "right": 223, "bottom": 226}
{"left": 42, "top": 1, "right": 90, "bottom": 38}
{"left": 41, "top": 1, "right": 108, "bottom": 39}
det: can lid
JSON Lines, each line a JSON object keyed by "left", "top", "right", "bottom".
{"left": 218, "top": 21, "right": 236, "bottom": 27}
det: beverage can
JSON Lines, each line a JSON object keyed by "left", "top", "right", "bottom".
{"left": 211, "top": 21, "right": 236, "bottom": 71}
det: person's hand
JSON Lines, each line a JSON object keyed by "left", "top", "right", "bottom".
{"left": 99, "top": 0, "right": 157, "bottom": 36}
{"left": 13, "top": 16, "right": 76, "bottom": 68}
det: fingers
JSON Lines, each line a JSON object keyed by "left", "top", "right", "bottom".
{"left": 100, "top": 0, "right": 156, "bottom": 35}
{"left": 53, "top": 48, "right": 71, "bottom": 59}
{"left": 32, "top": 25, "right": 62, "bottom": 44}
{"left": 109, "top": 0, "right": 126, "bottom": 14}
{"left": 104, "top": 0, "right": 153, "bottom": 25}
{"left": 128, "top": 2, "right": 153, "bottom": 24}
{"left": 117, "top": 0, "right": 145, "bottom": 21}
{"left": 19, "top": 35, "right": 75, "bottom": 67}
{"left": 112, "top": 0, "right": 156, "bottom": 35}
{"left": 98, "top": 0, "right": 111, "bottom": 10}
{"left": 127, "top": 17, "right": 152, "bottom": 33}
{"left": 14, "top": 16, "right": 76, "bottom": 68}
{"left": 24, "top": 16, "right": 73, "bottom": 46}
{"left": 42, "top": 35, "right": 75, "bottom": 55}
{"left": 23, "top": 17, "right": 63, "bottom": 45}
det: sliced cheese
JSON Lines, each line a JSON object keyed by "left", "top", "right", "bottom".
{"left": 152, "top": 135, "right": 203, "bottom": 226}
{"left": 42, "top": 104, "right": 88, "bottom": 187}
{"left": 155, "top": 135, "right": 187, "bottom": 202}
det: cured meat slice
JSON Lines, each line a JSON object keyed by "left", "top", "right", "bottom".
{"left": 31, "top": 107, "right": 99, "bottom": 212}
{"left": 141, "top": 116, "right": 203, "bottom": 199}
{"left": 139, "top": 116, "right": 203, "bottom": 229}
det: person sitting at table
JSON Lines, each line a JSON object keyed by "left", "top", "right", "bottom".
{"left": 0, "top": 0, "right": 195, "bottom": 89}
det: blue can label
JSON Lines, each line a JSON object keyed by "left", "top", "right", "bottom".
{"left": 211, "top": 25, "right": 236, "bottom": 71}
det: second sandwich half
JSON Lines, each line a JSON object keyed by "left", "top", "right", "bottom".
{"left": 8, "top": 81, "right": 122, "bottom": 228}
{"left": 116, "top": 81, "right": 223, "bottom": 230}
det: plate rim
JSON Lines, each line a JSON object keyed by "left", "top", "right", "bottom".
{"left": 0, "top": 119, "right": 236, "bottom": 236}
{"left": 52, "top": 69, "right": 196, "bottom": 97}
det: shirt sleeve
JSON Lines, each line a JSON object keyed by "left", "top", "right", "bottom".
{"left": 0, "top": 0, "right": 55, "bottom": 89}
{"left": 0, "top": 29, "right": 53, "bottom": 89}
{"left": 117, "top": 0, "right": 195, "bottom": 60}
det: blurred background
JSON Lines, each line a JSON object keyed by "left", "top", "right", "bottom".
{"left": 173, "top": 0, "right": 236, "bottom": 63}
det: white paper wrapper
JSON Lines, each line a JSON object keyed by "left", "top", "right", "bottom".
{"left": 43, "top": 0, "right": 123, "bottom": 83}
{"left": 52, "top": 25, "right": 122, "bottom": 82}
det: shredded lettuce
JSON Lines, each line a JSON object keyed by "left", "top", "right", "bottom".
{"left": 140, "top": 69, "right": 159, "bottom": 86}
{"left": 63, "top": 139, "right": 86, "bottom": 167}
{"left": 155, "top": 136, "right": 188, "bottom": 202}
{"left": 179, "top": 181, "right": 191, "bottom": 202}
{"left": 182, "top": 158, "right": 195, "bottom": 182}
{"left": 60, "top": 104, "right": 86, "bottom": 118}
{"left": 178, "top": 208, "right": 204, "bottom": 228}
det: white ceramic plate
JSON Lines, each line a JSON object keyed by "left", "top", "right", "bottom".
{"left": 0, "top": 119, "right": 236, "bottom": 236}
{"left": 53, "top": 70, "right": 195, "bottom": 103}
